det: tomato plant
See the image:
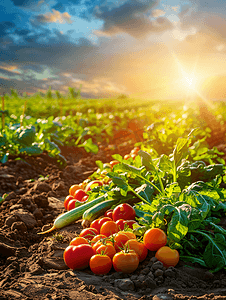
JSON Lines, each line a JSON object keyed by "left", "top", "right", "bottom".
{"left": 113, "top": 249, "right": 139, "bottom": 273}
{"left": 143, "top": 228, "right": 167, "bottom": 251}
{"left": 79, "top": 228, "right": 99, "bottom": 241}
{"left": 155, "top": 246, "right": 179, "bottom": 268}
{"left": 63, "top": 244, "right": 95, "bottom": 270}
{"left": 89, "top": 254, "right": 112, "bottom": 275}
{"left": 112, "top": 203, "right": 136, "bottom": 222}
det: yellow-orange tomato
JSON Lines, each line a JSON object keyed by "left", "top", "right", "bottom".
{"left": 69, "top": 184, "right": 81, "bottom": 196}
{"left": 70, "top": 237, "right": 89, "bottom": 246}
{"left": 155, "top": 246, "right": 179, "bottom": 268}
{"left": 100, "top": 221, "right": 118, "bottom": 237}
{"left": 89, "top": 254, "right": 112, "bottom": 275}
{"left": 113, "top": 250, "right": 139, "bottom": 273}
{"left": 96, "top": 243, "right": 116, "bottom": 259}
{"left": 125, "top": 239, "right": 148, "bottom": 262}
{"left": 92, "top": 240, "right": 113, "bottom": 252}
{"left": 113, "top": 232, "right": 129, "bottom": 252}
{"left": 143, "top": 228, "right": 167, "bottom": 251}
{"left": 90, "top": 234, "right": 107, "bottom": 245}
{"left": 119, "top": 231, "right": 136, "bottom": 240}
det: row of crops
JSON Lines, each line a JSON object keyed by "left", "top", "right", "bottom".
{"left": 1, "top": 92, "right": 226, "bottom": 166}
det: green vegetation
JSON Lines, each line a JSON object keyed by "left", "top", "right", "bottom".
{"left": 6, "top": 87, "right": 225, "bottom": 272}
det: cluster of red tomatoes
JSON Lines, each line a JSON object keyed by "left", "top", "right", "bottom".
{"left": 64, "top": 180, "right": 103, "bottom": 211}
{"left": 63, "top": 146, "right": 140, "bottom": 211}
{"left": 63, "top": 203, "right": 180, "bottom": 275}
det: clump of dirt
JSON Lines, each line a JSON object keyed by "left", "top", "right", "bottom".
{"left": 0, "top": 145, "right": 226, "bottom": 300}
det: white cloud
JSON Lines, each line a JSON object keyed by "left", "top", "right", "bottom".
{"left": 35, "top": 9, "right": 73, "bottom": 24}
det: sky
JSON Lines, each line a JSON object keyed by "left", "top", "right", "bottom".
{"left": 0, "top": 0, "right": 226, "bottom": 99}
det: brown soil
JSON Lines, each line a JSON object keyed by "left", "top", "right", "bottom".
{"left": 0, "top": 145, "right": 226, "bottom": 300}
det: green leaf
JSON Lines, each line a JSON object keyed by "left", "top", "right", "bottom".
{"left": 173, "top": 129, "right": 195, "bottom": 168}
{"left": 180, "top": 256, "right": 207, "bottom": 267}
{"left": 111, "top": 154, "right": 123, "bottom": 162}
{"left": 44, "top": 138, "right": 61, "bottom": 155}
{"left": 135, "top": 183, "right": 154, "bottom": 204}
{"left": 17, "top": 126, "right": 36, "bottom": 146}
{"left": 158, "top": 154, "right": 174, "bottom": 174}
{"left": 19, "top": 145, "right": 43, "bottom": 155}
{"left": 79, "top": 138, "right": 98, "bottom": 153}
{"left": 138, "top": 150, "right": 156, "bottom": 172}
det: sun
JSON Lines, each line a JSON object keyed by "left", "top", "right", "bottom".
{"left": 181, "top": 74, "right": 198, "bottom": 90}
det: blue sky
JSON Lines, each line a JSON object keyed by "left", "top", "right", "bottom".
{"left": 0, "top": 0, "right": 226, "bottom": 99}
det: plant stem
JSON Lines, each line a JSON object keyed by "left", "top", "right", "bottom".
{"left": 20, "top": 100, "right": 27, "bottom": 129}
{"left": 1, "top": 96, "right": 5, "bottom": 130}
{"left": 128, "top": 185, "right": 151, "bottom": 205}
{"left": 136, "top": 174, "right": 164, "bottom": 196}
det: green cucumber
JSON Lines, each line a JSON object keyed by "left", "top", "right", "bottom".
{"left": 82, "top": 199, "right": 118, "bottom": 227}
{"left": 38, "top": 193, "right": 108, "bottom": 234}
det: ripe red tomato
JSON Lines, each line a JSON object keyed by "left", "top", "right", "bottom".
{"left": 79, "top": 228, "right": 99, "bottom": 241}
{"left": 104, "top": 209, "right": 113, "bottom": 219}
{"left": 64, "top": 195, "right": 74, "bottom": 210}
{"left": 123, "top": 220, "right": 137, "bottom": 229}
{"left": 73, "top": 189, "right": 87, "bottom": 201}
{"left": 143, "top": 228, "right": 167, "bottom": 251}
{"left": 98, "top": 217, "right": 112, "bottom": 229}
{"left": 63, "top": 244, "right": 95, "bottom": 270}
{"left": 85, "top": 180, "right": 103, "bottom": 192}
{"left": 90, "top": 219, "right": 101, "bottom": 233}
{"left": 155, "top": 246, "right": 179, "bottom": 268}
{"left": 89, "top": 254, "right": 112, "bottom": 275}
{"left": 112, "top": 203, "right": 136, "bottom": 222}
{"left": 116, "top": 219, "right": 125, "bottom": 231}
{"left": 113, "top": 250, "right": 139, "bottom": 273}
{"left": 67, "top": 199, "right": 77, "bottom": 211}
